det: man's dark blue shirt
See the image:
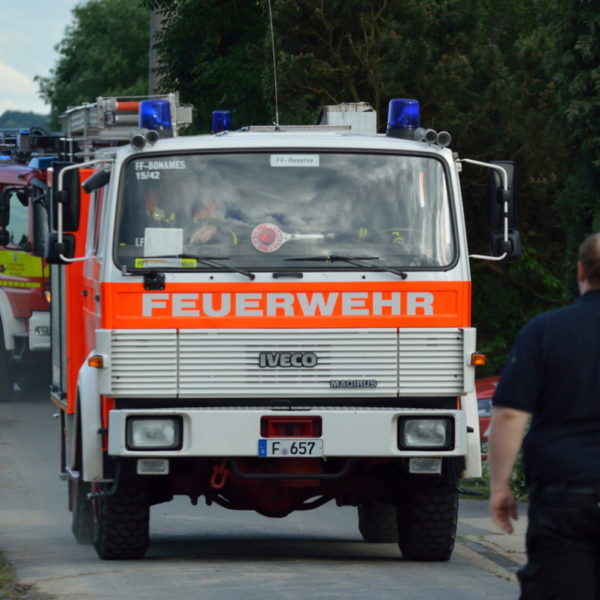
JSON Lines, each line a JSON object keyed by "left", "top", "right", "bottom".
{"left": 493, "top": 289, "right": 600, "bottom": 484}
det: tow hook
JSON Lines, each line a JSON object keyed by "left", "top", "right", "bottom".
{"left": 210, "top": 460, "right": 230, "bottom": 490}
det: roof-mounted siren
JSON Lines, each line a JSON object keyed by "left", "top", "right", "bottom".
{"left": 386, "top": 99, "right": 420, "bottom": 139}
{"left": 212, "top": 110, "right": 232, "bottom": 134}
{"left": 140, "top": 99, "right": 172, "bottom": 137}
{"left": 129, "top": 94, "right": 193, "bottom": 150}
{"left": 386, "top": 98, "right": 452, "bottom": 147}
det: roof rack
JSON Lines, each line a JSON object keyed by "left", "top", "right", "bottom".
{"left": 241, "top": 125, "right": 351, "bottom": 132}
{"left": 61, "top": 92, "right": 193, "bottom": 142}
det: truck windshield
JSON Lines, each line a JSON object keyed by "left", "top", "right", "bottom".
{"left": 114, "top": 151, "right": 455, "bottom": 272}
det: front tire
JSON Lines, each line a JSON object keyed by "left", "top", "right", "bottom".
{"left": 93, "top": 482, "right": 150, "bottom": 560}
{"left": 0, "top": 321, "right": 13, "bottom": 401}
{"left": 358, "top": 501, "right": 398, "bottom": 543}
{"left": 396, "top": 476, "right": 458, "bottom": 561}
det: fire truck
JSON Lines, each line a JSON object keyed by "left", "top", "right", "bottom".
{"left": 0, "top": 94, "right": 520, "bottom": 560}
{"left": 0, "top": 128, "right": 59, "bottom": 400}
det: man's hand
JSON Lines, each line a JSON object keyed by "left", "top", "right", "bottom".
{"left": 487, "top": 406, "right": 529, "bottom": 534}
{"left": 191, "top": 224, "right": 217, "bottom": 243}
{"left": 490, "top": 485, "right": 518, "bottom": 534}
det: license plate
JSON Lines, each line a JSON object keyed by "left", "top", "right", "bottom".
{"left": 258, "top": 439, "right": 323, "bottom": 457}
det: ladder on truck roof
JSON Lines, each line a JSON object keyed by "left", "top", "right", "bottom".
{"left": 60, "top": 92, "right": 193, "bottom": 160}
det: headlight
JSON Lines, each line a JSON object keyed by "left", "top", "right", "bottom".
{"left": 398, "top": 417, "right": 453, "bottom": 450}
{"left": 126, "top": 417, "right": 182, "bottom": 450}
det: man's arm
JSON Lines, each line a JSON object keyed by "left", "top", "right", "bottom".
{"left": 488, "top": 406, "right": 529, "bottom": 534}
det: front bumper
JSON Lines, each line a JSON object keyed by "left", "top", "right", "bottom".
{"left": 108, "top": 407, "right": 467, "bottom": 458}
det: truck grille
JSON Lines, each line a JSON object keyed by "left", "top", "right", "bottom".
{"left": 97, "top": 328, "right": 467, "bottom": 398}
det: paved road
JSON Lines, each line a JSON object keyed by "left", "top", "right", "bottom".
{"left": 0, "top": 389, "right": 520, "bottom": 599}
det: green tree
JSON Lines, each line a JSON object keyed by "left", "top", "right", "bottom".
{"left": 0, "top": 111, "right": 49, "bottom": 129}
{"left": 148, "top": 0, "right": 268, "bottom": 132}
{"left": 539, "top": 0, "right": 600, "bottom": 287}
{"left": 36, "top": 0, "right": 150, "bottom": 128}
{"left": 146, "top": 0, "right": 571, "bottom": 371}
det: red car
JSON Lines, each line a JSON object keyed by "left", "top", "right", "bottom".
{"left": 476, "top": 376, "right": 499, "bottom": 457}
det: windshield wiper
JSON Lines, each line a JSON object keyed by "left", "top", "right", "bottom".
{"left": 138, "top": 254, "right": 255, "bottom": 280}
{"left": 285, "top": 255, "right": 408, "bottom": 279}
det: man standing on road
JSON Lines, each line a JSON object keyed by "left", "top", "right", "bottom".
{"left": 488, "top": 232, "right": 600, "bottom": 599}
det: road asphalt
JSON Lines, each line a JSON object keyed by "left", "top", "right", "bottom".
{"left": 457, "top": 497, "right": 528, "bottom": 584}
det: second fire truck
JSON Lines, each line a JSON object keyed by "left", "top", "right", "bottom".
{"left": 0, "top": 128, "right": 59, "bottom": 400}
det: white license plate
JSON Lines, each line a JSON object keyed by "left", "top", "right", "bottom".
{"left": 258, "top": 439, "right": 323, "bottom": 457}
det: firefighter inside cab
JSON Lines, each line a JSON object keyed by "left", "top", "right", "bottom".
{"left": 118, "top": 166, "right": 227, "bottom": 252}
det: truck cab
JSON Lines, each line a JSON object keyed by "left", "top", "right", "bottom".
{"left": 44, "top": 96, "right": 519, "bottom": 560}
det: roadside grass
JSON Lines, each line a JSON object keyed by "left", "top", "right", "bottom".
{"left": 0, "top": 553, "right": 52, "bottom": 600}
{"left": 460, "top": 453, "right": 529, "bottom": 502}
{"left": 0, "top": 552, "right": 23, "bottom": 600}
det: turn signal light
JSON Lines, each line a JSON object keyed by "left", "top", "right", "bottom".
{"left": 88, "top": 355, "right": 104, "bottom": 368}
{"left": 471, "top": 352, "right": 487, "bottom": 366}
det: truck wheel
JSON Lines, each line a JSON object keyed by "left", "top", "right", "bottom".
{"left": 357, "top": 501, "right": 398, "bottom": 542}
{"left": 16, "top": 358, "right": 50, "bottom": 394}
{"left": 93, "top": 483, "right": 150, "bottom": 560}
{"left": 396, "top": 477, "right": 458, "bottom": 561}
{"left": 70, "top": 478, "right": 94, "bottom": 545}
{"left": 0, "top": 322, "right": 13, "bottom": 401}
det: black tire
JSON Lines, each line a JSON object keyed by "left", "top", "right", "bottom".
{"left": 396, "top": 477, "right": 458, "bottom": 561}
{"left": 70, "top": 478, "right": 94, "bottom": 545}
{"left": 358, "top": 501, "right": 399, "bottom": 543}
{"left": 0, "top": 322, "right": 13, "bottom": 401}
{"left": 16, "top": 358, "right": 50, "bottom": 394}
{"left": 93, "top": 483, "right": 150, "bottom": 560}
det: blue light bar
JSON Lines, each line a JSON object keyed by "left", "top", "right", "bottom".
{"left": 212, "top": 110, "right": 231, "bottom": 133}
{"left": 139, "top": 99, "right": 172, "bottom": 135}
{"left": 386, "top": 99, "right": 420, "bottom": 138}
{"left": 28, "top": 156, "right": 55, "bottom": 170}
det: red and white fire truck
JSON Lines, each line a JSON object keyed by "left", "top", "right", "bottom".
{"left": 1, "top": 94, "right": 519, "bottom": 560}
{"left": 0, "top": 128, "right": 59, "bottom": 400}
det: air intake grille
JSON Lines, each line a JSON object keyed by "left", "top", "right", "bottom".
{"left": 99, "top": 328, "right": 468, "bottom": 398}
{"left": 178, "top": 329, "right": 397, "bottom": 398}
{"left": 399, "top": 328, "right": 464, "bottom": 395}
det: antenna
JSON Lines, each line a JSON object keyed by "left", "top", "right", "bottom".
{"left": 267, "top": 0, "right": 280, "bottom": 127}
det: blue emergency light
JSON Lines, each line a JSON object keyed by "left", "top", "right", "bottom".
{"left": 28, "top": 156, "right": 54, "bottom": 170}
{"left": 212, "top": 110, "right": 231, "bottom": 133}
{"left": 139, "top": 99, "right": 172, "bottom": 134}
{"left": 386, "top": 99, "right": 420, "bottom": 138}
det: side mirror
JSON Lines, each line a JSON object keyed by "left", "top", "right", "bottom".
{"left": 0, "top": 186, "right": 30, "bottom": 247}
{"left": 0, "top": 189, "right": 10, "bottom": 228}
{"left": 488, "top": 160, "right": 517, "bottom": 230}
{"left": 51, "top": 162, "right": 81, "bottom": 232}
{"left": 83, "top": 169, "right": 110, "bottom": 193}
{"left": 44, "top": 231, "right": 76, "bottom": 264}
{"left": 491, "top": 229, "right": 521, "bottom": 262}
{"left": 32, "top": 186, "right": 50, "bottom": 258}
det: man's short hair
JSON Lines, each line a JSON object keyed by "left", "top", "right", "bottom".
{"left": 579, "top": 233, "right": 600, "bottom": 286}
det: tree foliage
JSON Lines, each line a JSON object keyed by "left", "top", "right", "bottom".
{"left": 0, "top": 111, "right": 49, "bottom": 129}
{"left": 537, "top": 0, "right": 600, "bottom": 286}
{"left": 36, "top": 0, "right": 150, "bottom": 127}
{"left": 147, "top": 0, "right": 268, "bottom": 132}
{"left": 34, "top": 0, "right": 587, "bottom": 372}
